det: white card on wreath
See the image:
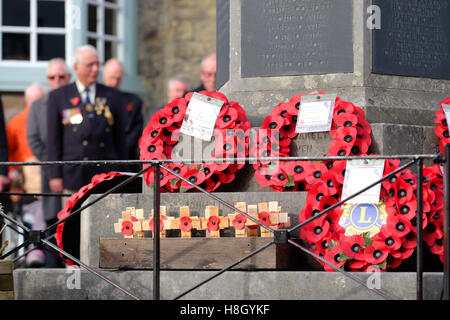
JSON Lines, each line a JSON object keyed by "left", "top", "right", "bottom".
{"left": 341, "top": 159, "right": 385, "bottom": 204}
{"left": 442, "top": 103, "right": 450, "bottom": 126}
{"left": 295, "top": 94, "right": 336, "bottom": 133}
{"left": 180, "top": 92, "right": 224, "bottom": 141}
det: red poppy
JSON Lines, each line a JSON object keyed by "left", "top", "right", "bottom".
{"left": 348, "top": 259, "right": 368, "bottom": 270}
{"left": 333, "top": 113, "right": 358, "bottom": 128}
{"left": 258, "top": 211, "right": 272, "bottom": 226}
{"left": 272, "top": 102, "right": 293, "bottom": 120}
{"left": 121, "top": 220, "right": 133, "bottom": 236}
{"left": 180, "top": 169, "right": 206, "bottom": 190}
{"left": 305, "top": 162, "right": 328, "bottom": 185}
{"left": 336, "top": 126, "right": 358, "bottom": 145}
{"left": 342, "top": 234, "right": 365, "bottom": 260}
{"left": 423, "top": 221, "right": 444, "bottom": 247}
{"left": 350, "top": 138, "right": 369, "bottom": 155}
{"left": 301, "top": 215, "right": 330, "bottom": 244}
{"left": 323, "top": 244, "right": 346, "bottom": 271}
{"left": 434, "top": 108, "right": 447, "bottom": 126}
{"left": 162, "top": 98, "right": 187, "bottom": 122}
{"left": 396, "top": 199, "right": 417, "bottom": 220}
{"left": 373, "top": 225, "right": 402, "bottom": 251}
{"left": 435, "top": 125, "right": 450, "bottom": 140}
{"left": 232, "top": 214, "right": 247, "bottom": 230}
{"left": 386, "top": 215, "right": 411, "bottom": 237}
{"left": 334, "top": 101, "right": 354, "bottom": 116}
{"left": 149, "top": 215, "right": 166, "bottom": 233}
{"left": 207, "top": 216, "right": 220, "bottom": 232}
{"left": 363, "top": 241, "right": 389, "bottom": 265}
{"left": 261, "top": 115, "right": 287, "bottom": 131}
{"left": 284, "top": 161, "right": 310, "bottom": 181}
{"left": 216, "top": 107, "right": 239, "bottom": 129}
{"left": 180, "top": 216, "right": 193, "bottom": 232}
{"left": 149, "top": 110, "right": 175, "bottom": 129}
{"left": 328, "top": 139, "right": 352, "bottom": 157}
{"left": 71, "top": 97, "right": 80, "bottom": 106}
{"left": 141, "top": 140, "right": 164, "bottom": 160}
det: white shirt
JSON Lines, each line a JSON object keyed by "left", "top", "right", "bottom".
{"left": 75, "top": 79, "right": 96, "bottom": 105}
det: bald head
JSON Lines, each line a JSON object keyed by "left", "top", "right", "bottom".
{"left": 199, "top": 53, "right": 216, "bottom": 92}
{"left": 25, "top": 83, "right": 45, "bottom": 107}
{"left": 103, "top": 58, "right": 124, "bottom": 89}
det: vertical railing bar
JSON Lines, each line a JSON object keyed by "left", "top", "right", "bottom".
{"left": 153, "top": 162, "right": 161, "bottom": 301}
{"left": 416, "top": 158, "right": 424, "bottom": 300}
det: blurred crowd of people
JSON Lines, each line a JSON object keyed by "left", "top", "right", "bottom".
{"left": 0, "top": 46, "right": 216, "bottom": 268}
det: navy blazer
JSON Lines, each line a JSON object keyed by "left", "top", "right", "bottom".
{"left": 47, "top": 82, "right": 128, "bottom": 190}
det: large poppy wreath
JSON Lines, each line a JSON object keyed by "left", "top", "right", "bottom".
{"left": 251, "top": 91, "right": 372, "bottom": 192}
{"left": 139, "top": 91, "right": 250, "bottom": 193}
{"left": 253, "top": 92, "right": 444, "bottom": 271}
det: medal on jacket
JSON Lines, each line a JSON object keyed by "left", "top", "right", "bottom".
{"left": 104, "top": 106, "right": 114, "bottom": 126}
{"left": 62, "top": 107, "right": 83, "bottom": 125}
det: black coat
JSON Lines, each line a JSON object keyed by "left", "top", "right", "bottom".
{"left": 47, "top": 83, "right": 128, "bottom": 190}
{"left": 121, "top": 91, "right": 143, "bottom": 161}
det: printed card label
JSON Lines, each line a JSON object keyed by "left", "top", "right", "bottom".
{"left": 180, "top": 93, "right": 224, "bottom": 141}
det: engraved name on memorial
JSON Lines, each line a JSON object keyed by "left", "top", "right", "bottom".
{"left": 241, "top": 0, "right": 353, "bottom": 78}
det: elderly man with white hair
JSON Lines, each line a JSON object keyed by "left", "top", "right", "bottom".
{"left": 46, "top": 45, "right": 128, "bottom": 195}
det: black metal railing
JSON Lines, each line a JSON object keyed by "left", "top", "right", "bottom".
{"left": 1, "top": 149, "right": 449, "bottom": 301}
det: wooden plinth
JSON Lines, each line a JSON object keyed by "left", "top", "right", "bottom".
{"left": 0, "top": 260, "right": 14, "bottom": 300}
{"left": 99, "top": 237, "right": 301, "bottom": 270}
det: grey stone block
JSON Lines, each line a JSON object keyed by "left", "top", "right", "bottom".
{"left": 13, "top": 269, "right": 444, "bottom": 300}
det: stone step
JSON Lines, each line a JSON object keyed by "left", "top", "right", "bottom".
{"left": 13, "top": 269, "right": 443, "bottom": 300}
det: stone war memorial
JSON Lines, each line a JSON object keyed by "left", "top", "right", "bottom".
{"left": 8, "top": 0, "right": 450, "bottom": 301}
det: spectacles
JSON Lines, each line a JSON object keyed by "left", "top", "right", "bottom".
{"left": 47, "top": 74, "right": 68, "bottom": 80}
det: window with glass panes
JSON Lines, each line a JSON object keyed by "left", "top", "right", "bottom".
{"left": 0, "top": 0, "right": 66, "bottom": 62}
{"left": 87, "top": 0, "right": 123, "bottom": 63}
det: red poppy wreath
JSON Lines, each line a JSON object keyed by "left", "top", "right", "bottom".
{"left": 252, "top": 92, "right": 444, "bottom": 271}
{"left": 139, "top": 91, "right": 250, "bottom": 193}
{"left": 251, "top": 91, "right": 372, "bottom": 192}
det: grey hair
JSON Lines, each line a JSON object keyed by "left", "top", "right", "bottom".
{"left": 200, "top": 53, "right": 216, "bottom": 69}
{"left": 47, "top": 58, "right": 70, "bottom": 75}
{"left": 168, "top": 75, "right": 190, "bottom": 90}
{"left": 73, "top": 45, "right": 98, "bottom": 65}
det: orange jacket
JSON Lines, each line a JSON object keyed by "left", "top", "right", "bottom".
{"left": 6, "top": 106, "right": 34, "bottom": 172}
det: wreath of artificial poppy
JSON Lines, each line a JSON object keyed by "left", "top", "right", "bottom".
{"left": 139, "top": 91, "right": 251, "bottom": 193}
{"left": 251, "top": 91, "right": 372, "bottom": 192}
{"left": 250, "top": 91, "right": 445, "bottom": 271}
{"left": 54, "top": 172, "right": 137, "bottom": 266}
{"left": 298, "top": 157, "right": 443, "bottom": 272}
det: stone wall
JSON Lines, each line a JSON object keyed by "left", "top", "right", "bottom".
{"left": 138, "top": 0, "right": 217, "bottom": 121}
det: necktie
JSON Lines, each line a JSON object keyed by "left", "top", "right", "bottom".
{"left": 84, "top": 87, "right": 95, "bottom": 118}
{"left": 84, "top": 87, "right": 92, "bottom": 106}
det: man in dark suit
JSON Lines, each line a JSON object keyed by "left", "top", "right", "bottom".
{"left": 0, "top": 94, "right": 10, "bottom": 192}
{"left": 47, "top": 45, "right": 128, "bottom": 194}
{"left": 102, "top": 58, "right": 143, "bottom": 165}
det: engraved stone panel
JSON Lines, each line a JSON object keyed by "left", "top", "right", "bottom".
{"left": 241, "top": 0, "right": 354, "bottom": 78}
{"left": 372, "top": 0, "right": 450, "bottom": 79}
{"left": 216, "top": 0, "right": 230, "bottom": 88}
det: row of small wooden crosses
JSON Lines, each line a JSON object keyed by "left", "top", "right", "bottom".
{"left": 113, "top": 201, "right": 291, "bottom": 239}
